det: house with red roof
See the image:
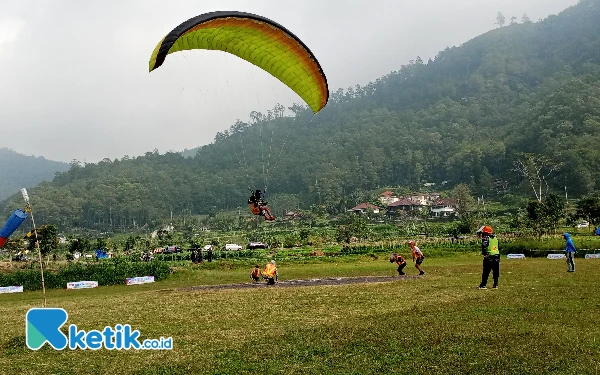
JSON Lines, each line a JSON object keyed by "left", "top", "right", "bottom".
{"left": 386, "top": 198, "right": 425, "bottom": 214}
{"left": 378, "top": 190, "right": 399, "bottom": 206}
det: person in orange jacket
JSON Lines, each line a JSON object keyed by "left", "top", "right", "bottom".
{"left": 408, "top": 240, "right": 425, "bottom": 276}
{"left": 248, "top": 189, "right": 275, "bottom": 221}
{"left": 262, "top": 260, "right": 278, "bottom": 285}
{"left": 390, "top": 253, "right": 407, "bottom": 276}
{"left": 250, "top": 265, "right": 261, "bottom": 282}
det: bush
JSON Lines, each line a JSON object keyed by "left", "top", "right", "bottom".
{"left": 0, "top": 260, "right": 171, "bottom": 291}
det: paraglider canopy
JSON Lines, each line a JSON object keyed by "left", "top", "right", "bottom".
{"left": 149, "top": 11, "right": 329, "bottom": 113}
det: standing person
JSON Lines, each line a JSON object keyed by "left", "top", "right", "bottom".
{"left": 198, "top": 249, "right": 204, "bottom": 264}
{"left": 262, "top": 260, "right": 278, "bottom": 285}
{"left": 207, "top": 247, "right": 213, "bottom": 262}
{"left": 477, "top": 225, "right": 500, "bottom": 289}
{"left": 390, "top": 253, "right": 407, "bottom": 276}
{"left": 408, "top": 241, "right": 425, "bottom": 275}
{"left": 191, "top": 249, "right": 197, "bottom": 264}
{"left": 564, "top": 233, "right": 577, "bottom": 272}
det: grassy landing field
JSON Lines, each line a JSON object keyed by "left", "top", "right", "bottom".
{"left": 1, "top": 254, "right": 599, "bottom": 375}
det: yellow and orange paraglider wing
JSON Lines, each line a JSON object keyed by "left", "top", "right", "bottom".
{"left": 149, "top": 11, "right": 328, "bottom": 113}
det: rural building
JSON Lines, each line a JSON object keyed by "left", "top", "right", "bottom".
{"left": 349, "top": 203, "right": 381, "bottom": 214}
{"left": 430, "top": 198, "right": 457, "bottom": 217}
{"left": 386, "top": 198, "right": 425, "bottom": 214}
{"left": 378, "top": 190, "right": 399, "bottom": 206}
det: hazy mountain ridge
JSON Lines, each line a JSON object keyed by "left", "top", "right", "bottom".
{"left": 0, "top": 148, "right": 70, "bottom": 201}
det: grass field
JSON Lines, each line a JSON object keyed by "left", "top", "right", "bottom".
{"left": 1, "top": 253, "right": 599, "bottom": 375}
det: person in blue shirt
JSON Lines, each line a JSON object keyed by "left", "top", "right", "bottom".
{"left": 563, "top": 233, "right": 577, "bottom": 273}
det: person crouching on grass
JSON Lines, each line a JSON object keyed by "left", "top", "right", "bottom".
{"left": 262, "top": 260, "right": 278, "bottom": 285}
{"left": 390, "top": 253, "right": 407, "bottom": 276}
{"left": 250, "top": 265, "right": 261, "bottom": 282}
{"left": 408, "top": 241, "right": 425, "bottom": 275}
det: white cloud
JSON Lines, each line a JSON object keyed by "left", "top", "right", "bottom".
{"left": 0, "top": 18, "right": 24, "bottom": 51}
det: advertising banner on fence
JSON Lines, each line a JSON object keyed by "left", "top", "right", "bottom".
{"left": 547, "top": 254, "right": 566, "bottom": 259}
{"left": 126, "top": 276, "right": 155, "bottom": 286}
{"left": 585, "top": 254, "right": 600, "bottom": 259}
{"left": 507, "top": 254, "right": 526, "bottom": 259}
{"left": 0, "top": 285, "right": 23, "bottom": 294}
{"left": 66, "top": 281, "right": 99, "bottom": 290}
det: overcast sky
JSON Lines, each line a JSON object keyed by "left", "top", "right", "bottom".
{"left": 0, "top": 0, "right": 579, "bottom": 163}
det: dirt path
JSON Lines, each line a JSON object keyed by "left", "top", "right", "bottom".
{"left": 173, "top": 275, "right": 422, "bottom": 292}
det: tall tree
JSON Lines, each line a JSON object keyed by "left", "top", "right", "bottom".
{"left": 576, "top": 197, "right": 600, "bottom": 227}
{"left": 496, "top": 12, "right": 506, "bottom": 27}
{"left": 28, "top": 225, "right": 58, "bottom": 257}
{"left": 526, "top": 194, "right": 565, "bottom": 238}
{"left": 513, "top": 153, "right": 561, "bottom": 203}
{"left": 452, "top": 184, "right": 476, "bottom": 218}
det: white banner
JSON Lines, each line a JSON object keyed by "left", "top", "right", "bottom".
{"left": 0, "top": 285, "right": 23, "bottom": 294}
{"left": 67, "top": 281, "right": 99, "bottom": 290}
{"left": 126, "top": 276, "right": 155, "bottom": 285}
{"left": 547, "top": 254, "right": 566, "bottom": 259}
{"left": 585, "top": 254, "right": 600, "bottom": 259}
{"left": 507, "top": 254, "right": 525, "bottom": 259}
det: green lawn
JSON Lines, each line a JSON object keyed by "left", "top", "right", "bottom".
{"left": 1, "top": 254, "right": 599, "bottom": 375}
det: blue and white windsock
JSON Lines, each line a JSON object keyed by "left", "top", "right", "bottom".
{"left": 0, "top": 209, "right": 28, "bottom": 248}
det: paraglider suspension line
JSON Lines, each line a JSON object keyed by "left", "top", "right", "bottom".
{"left": 236, "top": 131, "right": 253, "bottom": 191}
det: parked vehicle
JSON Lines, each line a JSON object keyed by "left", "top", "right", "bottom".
{"left": 203, "top": 245, "right": 213, "bottom": 251}
{"left": 225, "top": 244, "right": 243, "bottom": 251}
{"left": 576, "top": 221, "right": 589, "bottom": 228}
{"left": 12, "top": 253, "right": 29, "bottom": 262}
{"left": 248, "top": 242, "right": 268, "bottom": 250}
{"left": 163, "top": 246, "right": 182, "bottom": 253}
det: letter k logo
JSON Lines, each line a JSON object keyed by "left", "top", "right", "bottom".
{"left": 26, "top": 308, "right": 68, "bottom": 350}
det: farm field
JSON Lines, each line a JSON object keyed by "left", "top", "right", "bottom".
{"left": 1, "top": 254, "right": 599, "bottom": 375}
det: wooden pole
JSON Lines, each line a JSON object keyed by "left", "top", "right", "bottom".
{"left": 29, "top": 206, "right": 47, "bottom": 308}
{"left": 22, "top": 189, "right": 46, "bottom": 308}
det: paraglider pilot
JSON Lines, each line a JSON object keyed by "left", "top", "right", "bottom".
{"left": 248, "top": 189, "right": 275, "bottom": 221}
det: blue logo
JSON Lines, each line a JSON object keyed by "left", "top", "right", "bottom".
{"left": 26, "top": 308, "right": 172, "bottom": 350}
{"left": 26, "top": 308, "right": 69, "bottom": 350}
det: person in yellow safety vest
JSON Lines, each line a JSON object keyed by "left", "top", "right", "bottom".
{"left": 390, "top": 253, "right": 407, "bottom": 276}
{"left": 262, "top": 260, "right": 278, "bottom": 285}
{"left": 477, "top": 225, "right": 500, "bottom": 289}
{"left": 250, "top": 265, "right": 261, "bottom": 282}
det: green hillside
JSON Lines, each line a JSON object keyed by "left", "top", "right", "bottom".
{"left": 2, "top": 0, "right": 600, "bottom": 229}
{"left": 0, "top": 148, "right": 69, "bottom": 201}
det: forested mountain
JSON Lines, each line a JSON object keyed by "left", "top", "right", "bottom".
{"left": 0, "top": 148, "right": 69, "bottom": 201}
{"left": 2, "top": 0, "right": 600, "bottom": 230}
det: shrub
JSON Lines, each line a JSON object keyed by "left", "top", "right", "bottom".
{"left": 0, "top": 260, "right": 171, "bottom": 291}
